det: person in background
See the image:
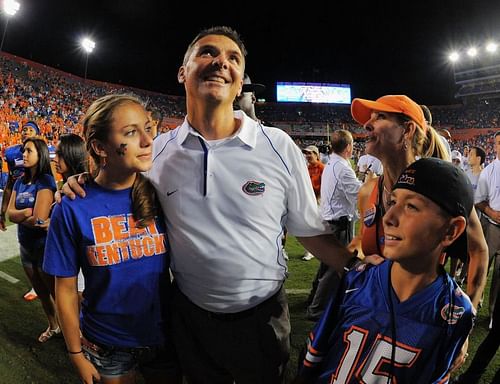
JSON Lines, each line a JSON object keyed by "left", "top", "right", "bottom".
{"left": 296, "top": 158, "right": 475, "bottom": 384}
{"left": 462, "top": 145, "right": 470, "bottom": 173}
{"left": 1, "top": 121, "right": 40, "bottom": 301}
{"left": 451, "top": 150, "right": 462, "bottom": 168}
{"left": 356, "top": 148, "right": 383, "bottom": 182}
{"left": 449, "top": 150, "right": 466, "bottom": 280}
{"left": 53, "top": 133, "right": 89, "bottom": 303}
{"left": 147, "top": 108, "right": 163, "bottom": 139}
{"left": 7, "top": 137, "right": 59, "bottom": 342}
{"left": 456, "top": 146, "right": 487, "bottom": 286}
{"left": 233, "top": 73, "right": 265, "bottom": 122}
{"left": 44, "top": 94, "right": 181, "bottom": 384}
{"left": 305, "top": 130, "right": 361, "bottom": 321}
{"left": 53, "top": 134, "right": 88, "bottom": 187}
{"left": 452, "top": 286, "right": 500, "bottom": 383}
{"left": 437, "top": 127, "right": 453, "bottom": 160}
{"left": 466, "top": 146, "right": 486, "bottom": 193}
{"left": 302, "top": 144, "right": 325, "bottom": 261}
{"left": 475, "top": 131, "right": 500, "bottom": 330}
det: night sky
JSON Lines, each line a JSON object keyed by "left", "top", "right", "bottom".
{"left": 2, "top": 0, "right": 500, "bottom": 105}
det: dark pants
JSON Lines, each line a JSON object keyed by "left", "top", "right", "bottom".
{"left": 456, "top": 287, "right": 500, "bottom": 383}
{"left": 306, "top": 217, "right": 352, "bottom": 321}
{"left": 171, "top": 284, "right": 290, "bottom": 384}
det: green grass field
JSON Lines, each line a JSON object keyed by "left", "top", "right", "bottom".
{"left": 0, "top": 236, "right": 498, "bottom": 383}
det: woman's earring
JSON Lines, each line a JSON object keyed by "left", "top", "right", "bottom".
{"left": 101, "top": 156, "right": 107, "bottom": 169}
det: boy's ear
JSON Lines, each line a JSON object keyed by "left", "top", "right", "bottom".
{"left": 442, "top": 216, "right": 467, "bottom": 247}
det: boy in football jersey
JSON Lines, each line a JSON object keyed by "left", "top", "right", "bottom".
{"left": 295, "top": 158, "right": 475, "bottom": 384}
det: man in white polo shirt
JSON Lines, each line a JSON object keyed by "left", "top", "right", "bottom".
{"left": 306, "top": 130, "right": 361, "bottom": 321}
{"left": 150, "top": 26, "right": 357, "bottom": 384}
{"left": 61, "top": 26, "right": 361, "bottom": 384}
{"left": 476, "top": 131, "right": 500, "bottom": 329}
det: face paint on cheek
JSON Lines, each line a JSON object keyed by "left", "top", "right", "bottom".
{"left": 116, "top": 143, "right": 127, "bottom": 156}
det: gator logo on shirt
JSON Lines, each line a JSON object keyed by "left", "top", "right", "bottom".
{"left": 242, "top": 180, "right": 265, "bottom": 196}
{"left": 440, "top": 303, "right": 466, "bottom": 325}
{"left": 363, "top": 204, "right": 377, "bottom": 227}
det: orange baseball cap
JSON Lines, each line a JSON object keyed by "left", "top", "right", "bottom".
{"left": 351, "top": 95, "right": 426, "bottom": 133}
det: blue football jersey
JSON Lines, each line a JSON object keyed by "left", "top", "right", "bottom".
{"left": 4, "top": 144, "right": 24, "bottom": 179}
{"left": 300, "top": 260, "right": 474, "bottom": 384}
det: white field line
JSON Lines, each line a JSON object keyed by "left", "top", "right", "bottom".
{"left": 0, "top": 270, "right": 19, "bottom": 283}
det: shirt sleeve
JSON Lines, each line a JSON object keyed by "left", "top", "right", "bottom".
{"left": 284, "top": 138, "right": 330, "bottom": 237}
{"left": 43, "top": 200, "right": 80, "bottom": 277}
{"left": 37, "top": 173, "right": 57, "bottom": 192}
{"left": 474, "top": 168, "right": 489, "bottom": 204}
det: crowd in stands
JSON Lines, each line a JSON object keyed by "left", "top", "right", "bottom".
{"left": 0, "top": 53, "right": 185, "bottom": 153}
{"left": 1, "top": 51, "right": 500, "bottom": 167}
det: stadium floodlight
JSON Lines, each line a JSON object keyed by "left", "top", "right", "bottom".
{"left": 0, "top": 0, "right": 21, "bottom": 52}
{"left": 80, "top": 37, "right": 95, "bottom": 79}
{"left": 467, "top": 47, "right": 478, "bottom": 57}
{"left": 486, "top": 42, "right": 498, "bottom": 53}
{"left": 448, "top": 52, "right": 460, "bottom": 63}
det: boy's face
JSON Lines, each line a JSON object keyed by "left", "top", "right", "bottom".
{"left": 468, "top": 148, "right": 479, "bottom": 167}
{"left": 382, "top": 189, "right": 452, "bottom": 265}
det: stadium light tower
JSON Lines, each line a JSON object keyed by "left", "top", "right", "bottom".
{"left": 80, "top": 37, "right": 95, "bottom": 80}
{"left": 486, "top": 41, "right": 498, "bottom": 54}
{"left": 0, "top": 0, "right": 21, "bottom": 52}
{"left": 448, "top": 51, "right": 460, "bottom": 63}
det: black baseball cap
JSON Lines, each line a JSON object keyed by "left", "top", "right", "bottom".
{"left": 393, "top": 157, "right": 473, "bottom": 256}
{"left": 241, "top": 74, "right": 265, "bottom": 95}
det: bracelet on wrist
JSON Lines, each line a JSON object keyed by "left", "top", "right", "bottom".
{"left": 67, "top": 349, "right": 83, "bottom": 355}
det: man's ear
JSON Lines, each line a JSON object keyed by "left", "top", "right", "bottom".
{"left": 442, "top": 216, "right": 467, "bottom": 247}
{"left": 236, "top": 75, "right": 243, "bottom": 98}
{"left": 178, "top": 66, "right": 185, "bottom": 84}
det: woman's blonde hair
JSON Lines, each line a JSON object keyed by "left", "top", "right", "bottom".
{"left": 396, "top": 114, "right": 450, "bottom": 161}
{"left": 82, "top": 93, "right": 158, "bottom": 227}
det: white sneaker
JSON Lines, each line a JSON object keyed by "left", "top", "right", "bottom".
{"left": 282, "top": 248, "right": 289, "bottom": 261}
{"left": 302, "top": 252, "right": 314, "bottom": 261}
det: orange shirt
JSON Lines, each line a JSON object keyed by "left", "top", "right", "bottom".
{"left": 307, "top": 161, "right": 325, "bottom": 198}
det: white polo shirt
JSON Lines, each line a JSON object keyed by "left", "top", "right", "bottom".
{"left": 147, "top": 111, "right": 330, "bottom": 312}
{"left": 475, "top": 158, "right": 500, "bottom": 224}
{"left": 320, "top": 153, "right": 361, "bottom": 221}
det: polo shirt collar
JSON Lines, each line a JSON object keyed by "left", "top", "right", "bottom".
{"left": 177, "top": 110, "right": 258, "bottom": 149}
{"left": 331, "top": 152, "right": 349, "bottom": 165}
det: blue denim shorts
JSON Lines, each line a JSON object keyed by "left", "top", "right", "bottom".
{"left": 81, "top": 336, "right": 179, "bottom": 379}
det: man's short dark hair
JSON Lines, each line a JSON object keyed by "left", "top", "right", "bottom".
{"left": 183, "top": 26, "right": 247, "bottom": 65}
{"left": 331, "top": 130, "right": 353, "bottom": 154}
{"left": 471, "top": 146, "right": 486, "bottom": 165}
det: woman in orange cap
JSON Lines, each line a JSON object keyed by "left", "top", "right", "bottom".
{"left": 350, "top": 95, "right": 488, "bottom": 311}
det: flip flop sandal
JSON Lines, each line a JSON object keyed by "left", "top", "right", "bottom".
{"left": 38, "top": 326, "right": 61, "bottom": 343}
